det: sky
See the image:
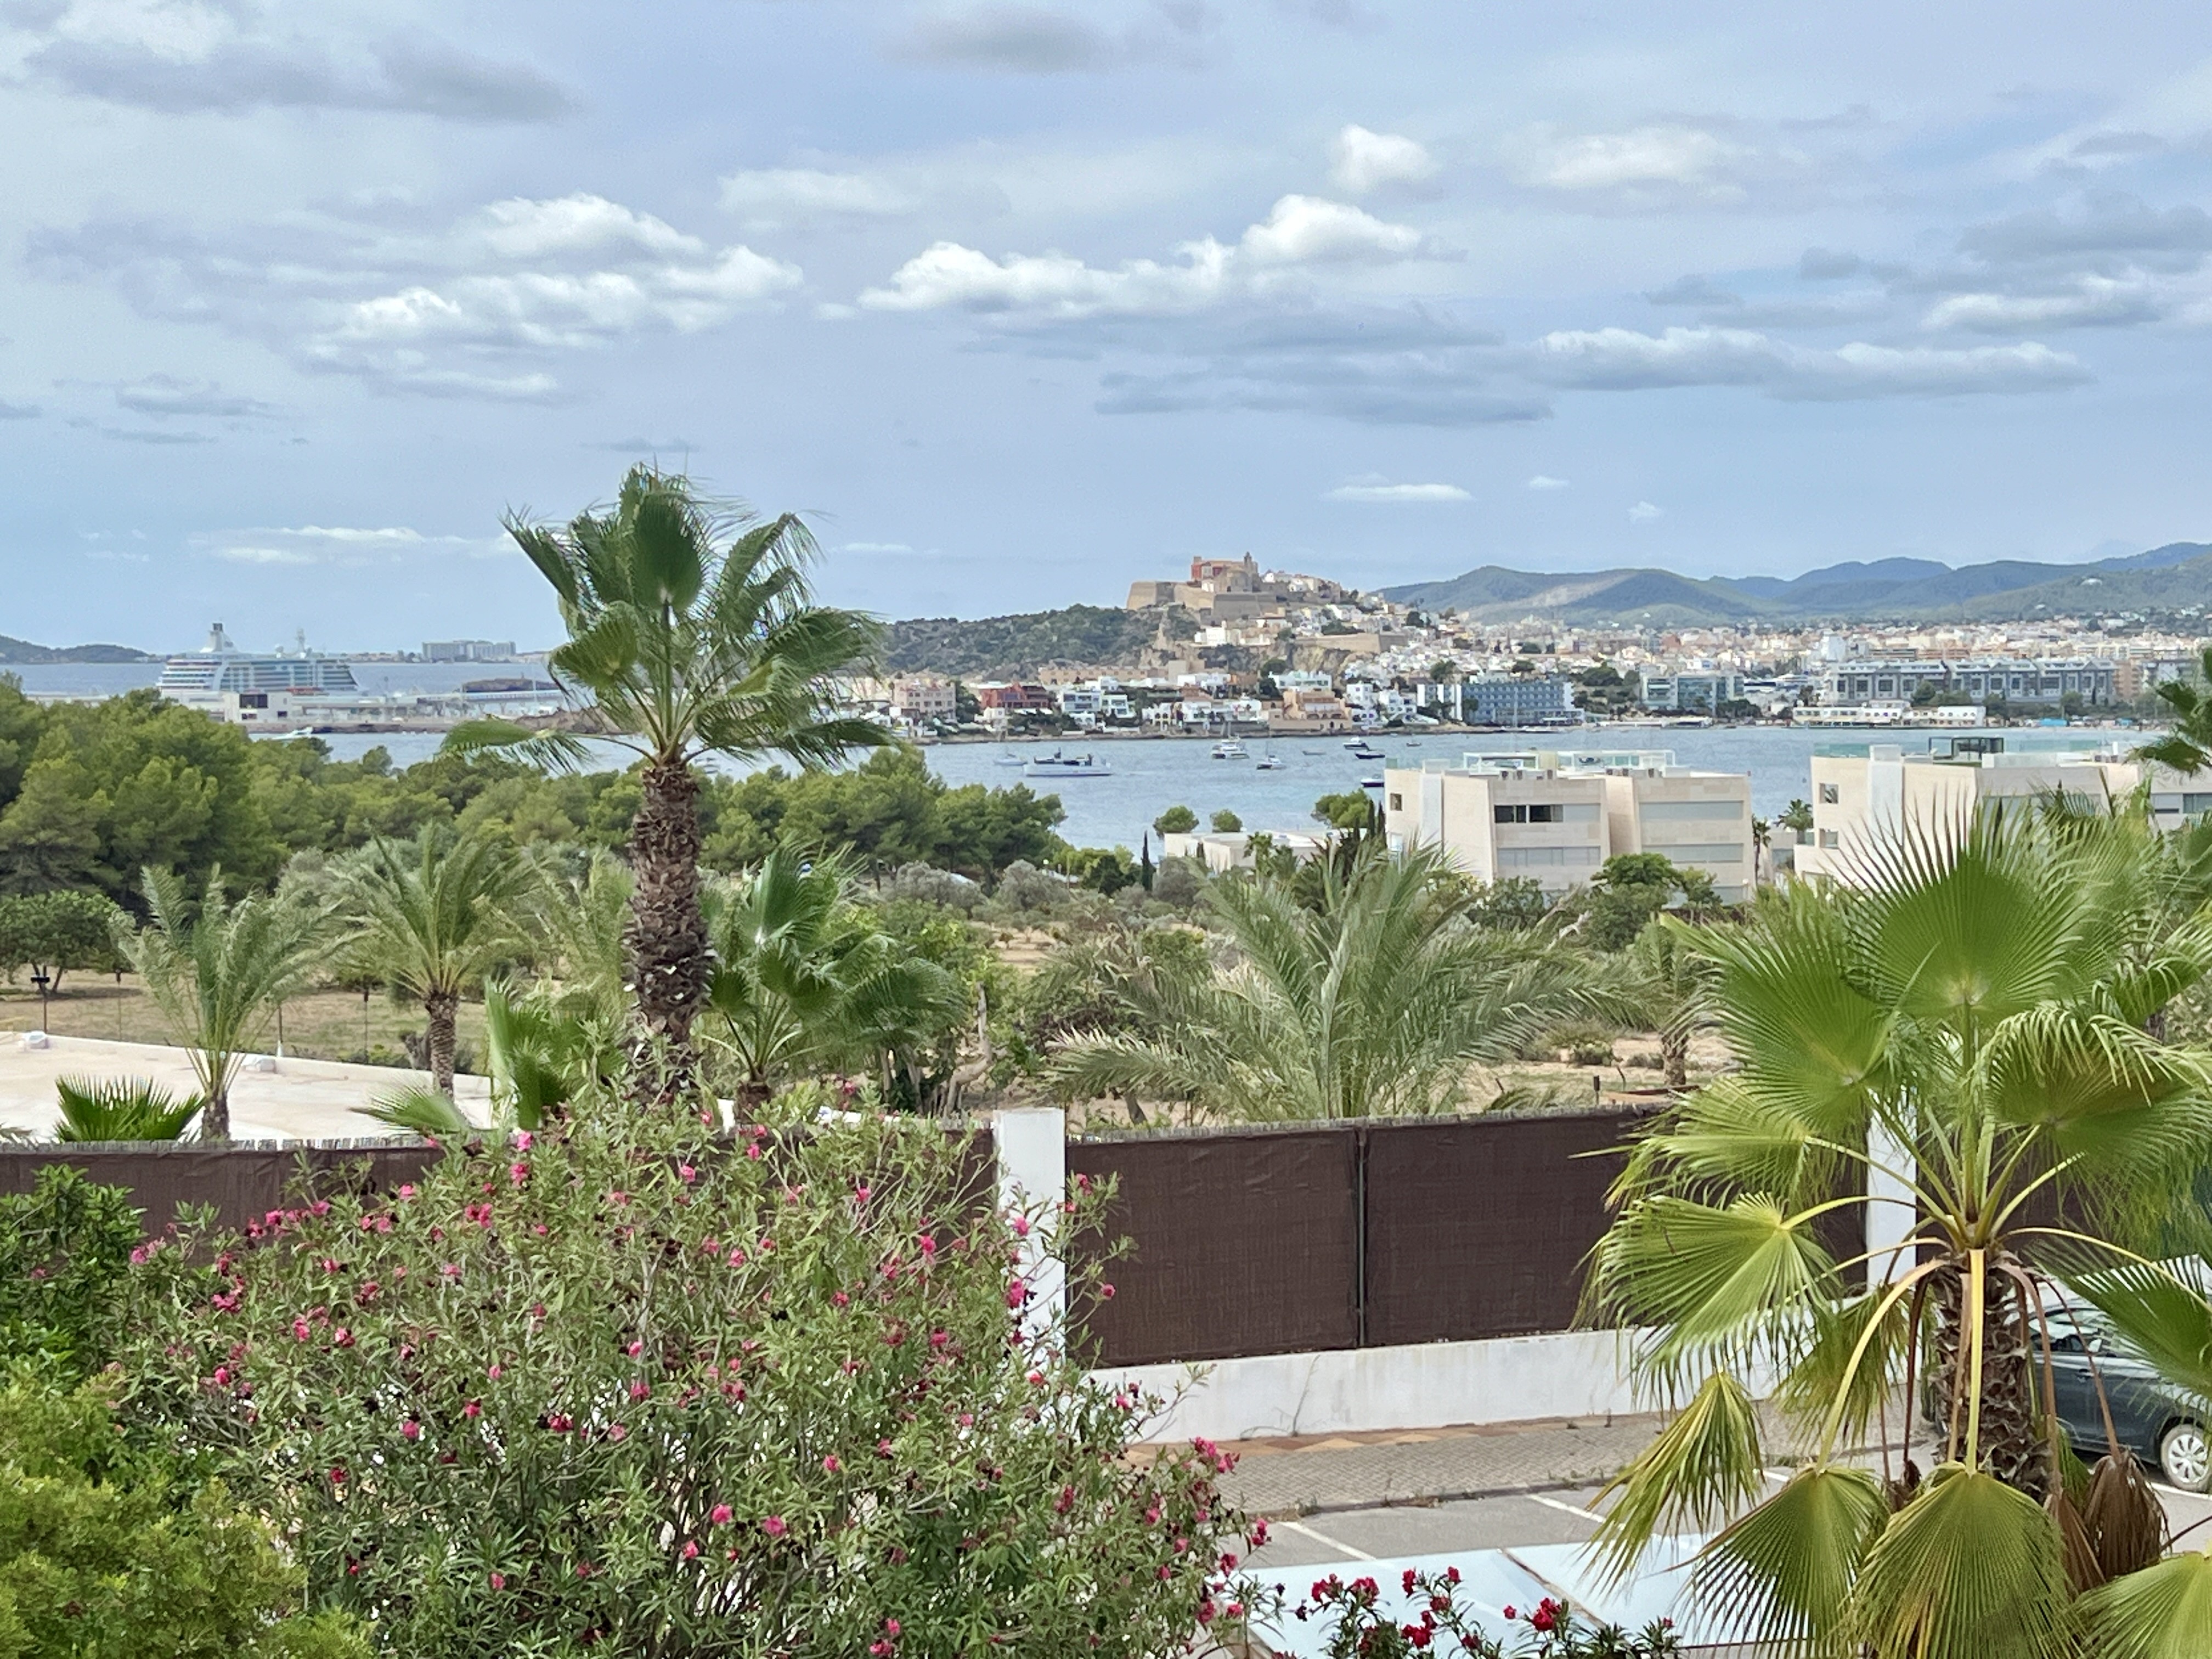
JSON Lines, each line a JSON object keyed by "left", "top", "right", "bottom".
{"left": 8, "top": 2, "right": 2212, "bottom": 651}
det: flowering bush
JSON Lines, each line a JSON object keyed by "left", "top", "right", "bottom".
{"left": 1296, "top": 1576, "right": 1680, "bottom": 1659}
{"left": 0, "top": 1165, "right": 144, "bottom": 1376}
{"left": 133, "top": 1102, "right": 1251, "bottom": 1655}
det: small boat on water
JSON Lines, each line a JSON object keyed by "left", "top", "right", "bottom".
{"left": 1024, "top": 750, "right": 1113, "bottom": 778}
{"left": 1358, "top": 775, "right": 1385, "bottom": 789}
{"left": 993, "top": 749, "right": 1027, "bottom": 766}
{"left": 1302, "top": 748, "right": 1328, "bottom": 756}
{"left": 1255, "top": 751, "right": 1287, "bottom": 771}
{"left": 1346, "top": 743, "right": 1385, "bottom": 761}
{"left": 1210, "top": 738, "right": 1249, "bottom": 760}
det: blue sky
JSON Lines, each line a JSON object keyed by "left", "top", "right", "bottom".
{"left": 6, "top": 0, "right": 2212, "bottom": 650}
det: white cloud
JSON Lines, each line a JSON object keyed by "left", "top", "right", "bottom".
{"left": 843, "top": 540, "right": 915, "bottom": 552}
{"left": 115, "top": 375, "right": 279, "bottom": 417}
{"left": 1627, "top": 500, "right": 1664, "bottom": 521}
{"left": 1526, "top": 473, "right": 1568, "bottom": 490}
{"left": 1921, "top": 277, "right": 2165, "bottom": 333}
{"left": 33, "top": 194, "right": 802, "bottom": 399}
{"left": 1324, "top": 479, "right": 1469, "bottom": 503}
{"left": 1519, "top": 125, "right": 1746, "bottom": 192}
{"left": 199, "top": 524, "right": 490, "bottom": 566}
{"left": 860, "top": 194, "right": 1430, "bottom": 317}
{"left": 719, "top": 168, "right": 921, "bottom": 229}
{"left": 1529, "top": 325, "right": 2090, "bottom": 400}
{"left": 1328, "top": 125, "right": 1437, "bottom": 194}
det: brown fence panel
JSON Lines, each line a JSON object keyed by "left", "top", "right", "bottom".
{"left": 1361, "top": 1110, "right": 1647, "bottom": 1347}
{"left": 0, "top": 1141, "right": 440, "bottom": 1235}
{"left": 1069, "top": 1126, "right": 1359, "bottom": 1368}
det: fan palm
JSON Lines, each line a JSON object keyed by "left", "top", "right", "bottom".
{"left": 2132, "top": 645, "right": 2212, "bottom": 775}
{"left": 108, "top": 867, "right": 325, "bottom": 1141}
{"left": 1048, "top": 843, "right": 1595, "bottom": 1121}
{"left": 702, "top": 845, "right": 966, "bottom": 1111}
{"left": 53, "top": 1076, "right": 202, "bottom": 1142}
{"left": 448, "top": 467, "right": 885, "bottom": 1079}
{"left": 360, "top": 978, "right": 594, "bottom": 1137}
{"left": 1584, "top": 808, "right": 2212, "bottom": 1659}
{"left": 335, "top": 827, "right": 534, "bottom": 1097}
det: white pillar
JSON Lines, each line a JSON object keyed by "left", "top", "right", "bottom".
{"left": 1866, "top": 1119, "right": 1916, "bottom": 1289}
{"left": 994, "top": 1106, "right": 1066, "bottom": 1339}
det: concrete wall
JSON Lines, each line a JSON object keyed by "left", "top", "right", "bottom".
{"left": 1096, "top": 1329, "right": 1643, "bottom": 1443}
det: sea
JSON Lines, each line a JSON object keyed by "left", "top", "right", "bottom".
{"left": 1, "top": 663, "right": 2143, "bottom": 855}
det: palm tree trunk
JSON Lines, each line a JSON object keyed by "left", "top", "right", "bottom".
{"left": 1660, "top": 1025, "right": 1689, "bottom": 1090}
{"left": 425, "top": 989, "right": 459, "bottom": 1097}
{"left": 629, "top": 755, "right": 710, "bottom": 1053}
{"left": 1927, "top": 1255, "right": 2047, "bottom": 1499}
{"left": 201, "top": 1082, "right": 229, "bottom": 1142}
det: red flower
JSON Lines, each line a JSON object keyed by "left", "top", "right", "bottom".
{"left": 463, "top": 1400, "right": 482, "bottom": 1419}
{"left": 489, "top": 1572, "right": 506, "bottom": 1590}
{"left": 681, "top": 1541, "right": 700, "bottom": 1560}
{"left": 822, "top": 1455, "right": 842, "bottom": 1474}
{"left": 763, "top": 1515, "right": 787, "bottom": 1537}
{"left": 402, "top": 1420, "right": 421, "bottom": 1441}
{"left": 711, "top": 1504, "right": 734, "bottom": 1524}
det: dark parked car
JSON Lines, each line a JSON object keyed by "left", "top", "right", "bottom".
{"left": 2042, "top": 1308, "right": 2208, "bottom": 1492}
{"left": 1919, "top": 1306, "right": 2209, "bottom": 1491}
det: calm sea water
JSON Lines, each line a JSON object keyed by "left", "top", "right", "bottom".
{"left": 4, "top": 662, "right": 2137, "bottom": 854}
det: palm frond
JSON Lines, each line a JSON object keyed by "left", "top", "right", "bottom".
{"left": 2072, "top": 1550, "right": 2212, "bottom": 1659}
{"left": 53, "top": 1076, "right": 202, "bottom": 1142}
{"left": 1588, "top": 1368, "right": 1767, "bottom": 1582}
{"left": 357, "top": 1086, "right": 476, "bottom": 1137}
{"left": 1685, "top": 1465, "right": 1886, "bottom": 1658}
{"left": 1848, "top": 1469, "right": 2072, "bottom": 1659}
{"left": 440, "top": 719, "right": 600, "bottom": 775}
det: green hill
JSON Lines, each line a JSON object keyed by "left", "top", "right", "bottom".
{"left": 0, "top": 634, "right": 155, "bottom": 664}
{"left": 881, "top": 605, "right": 1170, "bottom": 679}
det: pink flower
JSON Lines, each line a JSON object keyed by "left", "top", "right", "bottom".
{"left": 630, "top": 1380, "right": 652, "bottom": 1401}
{"left": 682, "top": 1541, "right": 700, "bottom": 1559}
{"left": 745, "top": 1142, "right": 763, "bottom": 1160}
{"left": 832, "top": 1290, "right": 849, "bottom": 1307}
{"left": 680, "top": 1164, "right": 698, "bottom": 1184}
{"left": 710, "top": 1504, "right": 734, "bottom": 1524}
{"left": 854, "top": 1184, "right": 872, "bottom": 1205}
{"left": 489, "top": 1572, "right": 506, "bottom": 1590}
{"left": 1099, "top": 1283, "right": 1115, "bottom": 1300}
{"left": 762, "top": 1515, "right": 787, "bottom": 1538}
{"left": 822, "top": 1454, "right": 842, "bottom": 1474}
{"left": 884, "top": 1620, "right": 901, "bottom": 1638}
{"left": 330, "top": 1466, "right": 348, "bottom": 1485}
{"left": 463, "top": 1400, "right": 482, "bottom": 1419}
{"left": 1005, "top": 1281, "right": 1027, "bottom": 1310}
{"left": 1011, "top": 1215, "right": 1030, "bottom": 1238}
{"left": 607, "top": 1424, "right": 627, "bottom": 1442}
{"left": 292, "top": 1318, "right": 311, "bottom": 1342}
{"left": 402, "top": 1420, "right": 421, "bottom": 1441}
{"left": 488, "top": 1363, "right": 503, "bottom": 1380}
{"left": 514, "top": 1131, "right": 533, "bottom": 1150}
{"left": 509, "top": 1162, "right": 530, "bottom": 1186}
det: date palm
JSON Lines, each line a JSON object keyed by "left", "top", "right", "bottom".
{"left": 1049, "top": 843, "right": 1594, "bottom": 1121}
{"left": 702, "top": 845, "right": 964, "bottom": 1111}
{"left": 335, "top": 827, "right": 534, "bottom": 1097}
{"left": 1584, "top": 809, "right": 2212, "bottom": 1659}
{"left": 2133, "top": 644, "right": 2212, "bottom": 775}
{"left": 109, "top": 866, "right": 325, "bottom": 1141}
{"left": 450, "top": 466, "right": 885, "bottom": 1081}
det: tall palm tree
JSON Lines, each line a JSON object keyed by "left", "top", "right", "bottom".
{"left": 1615, "top": 916, "right": 1715, "bottom": 1089}
{"left": 2134, "top": 645, "right": 2212, "bottom": 775}
{"left": 109, "top": 867, "right": 325, "bottom": 1141}
{"left": 450, "top": 466, "right": 885, "bottom": 1076}
{"left": 1584, "top": 809, "right": 2212, "bottom": 1659}
{"left": 335, "top": 827, "right": 534, "bottom": 1097}
{"left": 702, "top": 846, "right": 965, "bottom": 1111}
{"left": 1049, "top": 843, "right": 1594, "bottom": 1121}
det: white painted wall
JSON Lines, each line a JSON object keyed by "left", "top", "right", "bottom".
{"left": 994, "top": 1106, "right": 1067, "bottom": 1338}
{"left": 1092, "top": 1328, "right": 1644, "bottom": 1443}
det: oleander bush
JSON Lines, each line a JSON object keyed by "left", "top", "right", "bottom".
{"left": 133, "top": 1097, "right": 1252, "bottom": 1656}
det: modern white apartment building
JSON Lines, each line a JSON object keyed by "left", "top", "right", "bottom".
{"left": 1795, "top": 735, "right": 2196, "bottom": 881}
{"left": 1381, "top": 749, "right": 1755, "bottom": 902}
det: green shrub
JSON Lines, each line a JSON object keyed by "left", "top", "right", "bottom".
{"left": 53, "top": 1076, "right": 202, "bottom": 1142}
{"left": 0, "top": 1368, "right": 369, "bottom": 1659}
{"left": 139, "top": 1102, "right": 1251, "bottom": 1656}
{"left": 1542, "top": 1021, "right": 1618, "bottom": 1067}
{"left": 0, "top": 1166, "right": 143, "bottom": 1375}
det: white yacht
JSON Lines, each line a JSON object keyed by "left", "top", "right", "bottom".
{"left": 1210, "top": 738, "right": 1249, "bottom": 760}
{"left": 1024, "top": 750, "right": 1113, "bottom": 778}
{"left": 1255, "top": 750, "right": 1286, "bottom": 771}
{"left": 155, "top": 624, "right": 359, "bottom": 708}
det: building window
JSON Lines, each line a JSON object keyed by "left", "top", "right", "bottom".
{"left": 1819, "top": 783, "right": 1839, "bottom": 804}
{"left": 1387, "top": 793, "right": 1403, "bottom": 811}
{"left": 1819, "top": 830, "right": 1840, "bottom": 849}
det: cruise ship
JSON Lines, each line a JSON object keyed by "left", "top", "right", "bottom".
{"left": 155, "top": 624, "right": 360, "bottom": 706}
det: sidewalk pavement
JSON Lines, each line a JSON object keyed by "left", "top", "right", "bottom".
{"left": 1217, "top": 1414, "right": 1669, "bottom": 1517}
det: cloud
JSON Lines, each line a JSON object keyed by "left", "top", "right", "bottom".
{"left": 1526, "top": 473, "right": 1568, "bottom": 490}
{"left": 198, "top": 524, "right": 485, "bottom": 566}
{"left": 1323, "top": 479, "right": 1468, "bottom": 502}
{"left": 842, "top": 541, "right": 915, "bottom": 552}
{"left": 719, "top": 168, "right": 919, "bottom": 229}
{"left": 1628, "top": 501, "right": 1664, "bottom": 522}
{"left": 891, "top": 2, "right": 1211, "bottom": 73}
{"left": 1921, "top": 276, "right": 2165, "bottom": 332}
{"left": 1643, "top": 273, "right": 1741, "bottom": 308}
{"left": 1956, "top": 194, "right": 2212, "bottom": 274}
{"left": 0, "top": 399, "right": 39, "bottom": 419}
{"left": 1328, "top": 125, "right": 1437, "bottom": 195}
{"left": 31, "top": 194, "right": 800, "bottom": 399}
{"left": 100, "top": 426, "right": 213, "bottom": 444}
{"left": 1798, "top": 247, "right": 1863, "bottom": 280}
{"left": 1514, "top": 124, "right": 1747, "bottom": 193}
{"left": 115, "top": 375, "right": 279, "bottom": 417}
{"left": 1503, "top": 119, "right": 1843, "bottom": 211}
{"left": 15, "top": 2, "right": 574, "bottom": 121}
{"left": 1528, "top": 325, "right": 2091, "bottom": 400}
{"left": 859, "top": 194, "right": 1431, "bottom": 317}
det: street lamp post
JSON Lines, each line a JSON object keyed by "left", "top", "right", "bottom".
{"left": 30, "top": 969, "right": 50, "bottom": 1035}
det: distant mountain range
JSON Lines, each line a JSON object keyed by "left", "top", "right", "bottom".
{"left": 1384, "top": 542, "right": 2212, "bottom": 628}
{"left": 0, "top": 634, "right": 156, "bottom": 665}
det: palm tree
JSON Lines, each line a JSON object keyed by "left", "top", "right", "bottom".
{"left": 1615, "top": 917, "right": 1714, "bottom": 1089}
{"left": 1049, "top": 843, "right": 1594, "bottom": 1121}
{"left": 450, "top": 467, "right": 885, "bottom": 1079}
{"left": 1583, "top": 809, "right": 2212, "bottom": 1659}
{"left": 109, "top": 867, "right": 325, "bottom": 1141}
{"left": 361, "top": 978, "right": 592, "bottom": 1137}
{"left": 53, "top": 1076, "right": 202, "bottom": 1142}
{"left": 702, "top": 846, "right": 965, "bottom": 1111}
{"left": 2133, "top": 645, "right": 2212, "bottom": 774}
{"left": 335, "top": 828, "right": 533, "bottom": 1098}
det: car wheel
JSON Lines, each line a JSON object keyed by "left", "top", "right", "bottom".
{"left": 2159, "top": 1420, "right": 2211, "bottom": 1493}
